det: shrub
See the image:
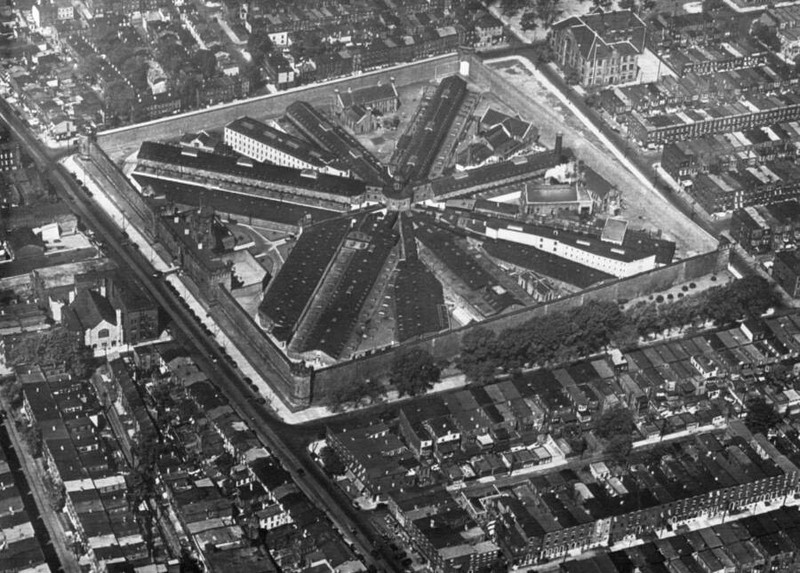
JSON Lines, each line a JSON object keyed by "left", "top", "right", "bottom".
{"left": 656, "top": 295, "right": 664, "bottom": 303}
{"left": 689, "top": 282, "right": 696, "bottom": 288}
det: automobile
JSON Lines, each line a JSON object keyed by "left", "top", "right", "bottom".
{"left": 152, "top": 270, "right": 162, "bottom": 278}
{"left": 257, "top": 397, "right": 267, "bottom": 405}
{"left": 401, "top": 558, "right": 412, "bottom": 568}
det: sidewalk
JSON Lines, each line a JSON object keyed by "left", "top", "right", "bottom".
{"left": 3, "top": 416, "right": 81, "bottom": 573}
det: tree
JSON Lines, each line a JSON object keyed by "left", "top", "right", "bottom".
{"left": 618, "top": 0, "right": 637, "bottom": 10}
{"left": 745, "top": 396, "right": 781, "bottom": 436}
{"left": 594, "top": 406, "right": 635, "bottom": 440}
{"left": 565, "top": 68, "right": 582, "bottom": 85}
{"left": 319, "top": 446, "right": 346, "bottom": 476}
{"left": 18, "top": 422, "right": 43, "bottom": 458}
{"left": 530, "top": 42, "right": 555, "bottom": 64}
{"left": 501, "top": 0, "right": 528, "bottom": 16}
{"left": 702, "top": 0, "right": 724, "bottom": 11}
{"left": 0, "top": 377, "right": 23, "bottom": 410}
{"left": 605, "top": 434, "right": 633, "bottom": 464}
{"left": 752, "top": 22, "right": 781, "bottom": 52}
{"left": 104, "top": 79, "right": 137, "bottom": 122}
{"left": 193, "top": 49, "right": 217, "bottom": 80}
{"left": 536, "top": 0, "right": 562, "bottom": 26}
{"left": 5, "top": 327, "right": 92, "bottom": 380}
{"left": 247, "top": 29, "right": 274, "bottom": 63}
{"left": 390, "top": 349, "right": 440, "bottom": 397}
{"left": 520, "top": 11, "right": 538, "bottom": 32}
{"left": 328, "top": 377, "right": 381, "bottom": 410}
{"left": 458, "top": 327, "right": 500, "bottom": 383}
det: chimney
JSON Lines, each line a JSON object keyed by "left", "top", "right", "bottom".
{"left": 555, "top": 133, "right": 563, "bottom": 157}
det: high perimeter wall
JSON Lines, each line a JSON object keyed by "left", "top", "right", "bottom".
{"left": 96, "top": 53, "right": 461, "bottom": 160}
{"left": 95, "top": 50, "right": 726, "bottom": 410}
{"left": 309, "top": 245, "right": 730, "bottom": 404}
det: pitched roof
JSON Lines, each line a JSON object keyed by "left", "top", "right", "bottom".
{"left": 66, "top": 290, "right": 117, "bottom": 331}
{"left": 337, "top": 83, "right": 398, "bottom": 109}
{"left": 553, "top": 10, "right": 647, "bottom": 61}
{"left": 480, "top": 108, "right": 532, "bottom": 140}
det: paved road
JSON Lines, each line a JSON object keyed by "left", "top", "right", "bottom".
{"left": 0, "top": 98, "right": 401, "bottom": 573}
{"left": 0, "top": 419, "right": 74, "bottom": 573}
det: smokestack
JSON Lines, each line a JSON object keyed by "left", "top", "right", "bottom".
{"left": 555, "top": 133, "right": 563, "bottom": 157}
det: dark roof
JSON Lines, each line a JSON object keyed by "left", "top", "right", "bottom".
{"left": 775, "top": 249, "right": 800, "bottom": 274}
{"left": 65, "top": 289, "right": 116, "bottom": 331}
{"left": 480, "top": 107, "right": 532, "bottom": 140}
{"left": 583, "top": 166, "right": 615, "bottom": 198}
{"left": 429, "top": 149, "right": 568, "bottom": 198}
{"left": 764, "top": 200, "right": 800, "bottom": 225}
{"left": 260, "top": 217, "right": 352, "bottom": 342}
{"left": 136, "top": 176, "right": 340, "bottom": 226}
{"left": 394, "top": 75, "right": 468, "bottom": 184}
{"left": 622, "top": 229, "right": 676, "bottom": 266}
{"left": 136, "top": 141, "right": 366, "bottom": 198}
{"left": 393, "top": 258, "right": 446, "bottom": 342}
{"left": 301, "top": 212, "right": 399, "bottom": 358}
{"left": 285, "top": 101, "right": 390, "bottom": 186}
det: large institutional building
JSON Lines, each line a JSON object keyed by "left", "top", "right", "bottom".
{"left": 224, "top": 117, "right": 350, "bottom": 177}
{"left": 551, "top": 10, "right": 647, "bottom": 87}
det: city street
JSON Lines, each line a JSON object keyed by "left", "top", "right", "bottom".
{"left": 0, "top": 100, "right": 402, "bottom": 572}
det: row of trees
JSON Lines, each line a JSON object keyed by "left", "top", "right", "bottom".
{"left": 628, "top": 276, "right": 780, "bottom": 341}
{"left": 459, "top": 300, "right": 628, "bottom": 383}
{"left": 326, "top": 277, "right": 777, "bottom": 409}
{"left": 458, "top": 277, "right": 779, "bottom": 383}
{"left": 328, "top": 348, "right": 443, "bottom": 410}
